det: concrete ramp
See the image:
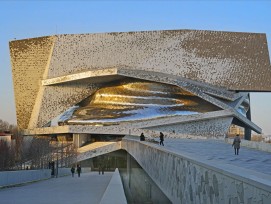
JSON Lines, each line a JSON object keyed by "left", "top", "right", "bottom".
{"left": 77, "top": 142, "right": 121, "bottom": 162}
{"left": 122, "top": 137, "right": 271, "bottom": 204}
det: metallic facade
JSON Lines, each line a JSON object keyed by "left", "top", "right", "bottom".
{"left": 9, "top": 29, "right": 271, "bottom": 138}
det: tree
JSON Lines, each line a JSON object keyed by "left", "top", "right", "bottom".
{"left": 27, "top": 137, "right": 51, "bottom": 169}
{"left": 0, "top": 118, "right": 78, "bottom": 171}
{"left": 0, "top": 119, "right": 29, "bottom": 170}
{"left": 0, "top": 120, "right": 10, "bottom": 133}
{"left": 0, "top": 140, "right": 16, "bottom": 170}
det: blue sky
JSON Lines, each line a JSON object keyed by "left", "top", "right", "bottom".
{"left": 0, "top": 1, "right": 270, "bottom": 134}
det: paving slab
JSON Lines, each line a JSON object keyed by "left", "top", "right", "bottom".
{"left": 0, "top": 172, "right": 113, "bottom": 204}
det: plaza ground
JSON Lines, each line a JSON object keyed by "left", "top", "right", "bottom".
{"left": 1, "top": 138, "right": 271, "bottom": 203}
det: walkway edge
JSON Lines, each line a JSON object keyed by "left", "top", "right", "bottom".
{"left": 99, "top": 168, "right": 127, "bottom": 204}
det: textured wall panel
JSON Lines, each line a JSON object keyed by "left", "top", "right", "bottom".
{"left": 145, "top": 117, "right": 233, "bottom": 138}
{"left": 9, "top": 36, "right": 55, "bottom": 129}
{"left": 32, "top": 83, "right": 97, "bottom": 128}
{"left": 48, "top": 30, "right": 271, "bottom": 91}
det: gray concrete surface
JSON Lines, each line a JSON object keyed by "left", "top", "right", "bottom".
{"left": 1, "top": 138, "right": 271, "bottom": 204}
{"left": 0, "top": 168, "right": 72, "bottom": 188}
{"left": 100, "top": 168, "right": 127, "bottom": 204}
{"left": 122, "top": 137, "right": 271, "bottom": 204}
{"left": 0, "top": 169, "right": 51, "bottom": 188}
{"left": 0, "top": 172, "right": 113, "bottom": 204}
{"left": 164, "top": 138, "right": 271, "bottom": 175}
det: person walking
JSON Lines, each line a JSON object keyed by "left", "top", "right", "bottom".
{"left": 159, "top": 132, "right": 164, "bottom": 146}
{"left": 76, "top": 164, "right": 82, "bottom": 177}
{"left": 232, "top": 134, "right": 241, "bottom": 155}
{"left": 71, "top": 166, "right": 75, "bottom": 177}
{"left": 98, "top": 162, "right": 105, "bottom": 175}
{"left": 140, "top": 133, "right": 145, "bottom": 141}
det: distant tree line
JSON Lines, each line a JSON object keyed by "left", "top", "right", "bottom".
{"left": 0, "top": 119, "right": 77, "bottom": 171}
{"left": 0, "top": 119, "right": 21, "bottom": 170}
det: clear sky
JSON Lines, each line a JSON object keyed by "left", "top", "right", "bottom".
{"left": 0, "top": 1, "right": 270, "bottom": 134}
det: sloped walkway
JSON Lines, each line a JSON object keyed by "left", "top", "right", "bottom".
{"left": 2, "top": 138, "right": 271, "bottom": 204}
{"left": 0, "top": 172, "right": 113, "bottom": 204}
{"left": 163, "top": 138, "right": 271, "bottom": 176}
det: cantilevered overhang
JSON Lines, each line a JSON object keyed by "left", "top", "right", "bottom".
{"left": 42, "top": 68, "right": 123, "bottom": 85}
{"left": 43, "top": 67, "right": 239, "bottom": 101}
{"left": 22, "top": 108, "right": 262, "bottom": 136}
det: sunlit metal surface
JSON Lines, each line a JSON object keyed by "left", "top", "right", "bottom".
{"left": 237, "top": 96, "right": 250, "bottom": 116}
{"left": 63, "top": 80, "right": 220, "bottom": 125}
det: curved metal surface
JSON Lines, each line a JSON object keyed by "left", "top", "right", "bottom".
{"left": 65, "top": 80, "right": 220, "bottom": 125}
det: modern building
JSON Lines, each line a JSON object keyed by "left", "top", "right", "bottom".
{"left": 9, "top": 29, "right": 271, "bottom": 139}
{"left": 9, "top": 29, "right": 271, "bottom": 203}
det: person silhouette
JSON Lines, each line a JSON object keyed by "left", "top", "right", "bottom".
{"left": 159, "top": 132, "right": 164, "bottom": 146}
{"left": 232, "top": 134, "right": 241, "bottom": 155}
{"left": 76, "top": 164, "right": 82, "bottom": 177}
{"left": 71, "top": 166, "right": 75, "bottom": 177}
{"left": 140, "top": 133, "right": 145, "bottom": 141}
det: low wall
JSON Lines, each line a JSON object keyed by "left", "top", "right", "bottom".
{"left": 0, "top": 169, "right": 51, "bottom": 188}
{"left": 0, "top": 168, "right": 71, "bottom": 188}
{"left": 100, "top": 168, "right": 127, "bottom": 204}
{"left": 57, "top": 168, "right": 72, "bottom": 177}
{"left": 122, "top": 138, "right": 271, "bottom": 204}
{"left": 225, "top": 138, "right": 271, "bottom": 153}
{"left": 82, "top": 167, "right": 92, "bottom": 173}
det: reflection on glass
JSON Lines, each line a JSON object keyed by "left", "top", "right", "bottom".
{"left": 59, "top": 79, "right": 220, "bottom": 125}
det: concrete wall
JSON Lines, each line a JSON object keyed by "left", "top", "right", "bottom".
{"left": 57, "top": 168, "right": 73, "bottom": 177}
{"left": 100, "top": 168, "right": 127, "bottom": 204}
{"left": 82, "top": 167, "right": 92, "bottom": 173}
{"left": 123, "top": 155, "right": 171, "bottom": 204}
{"left": 0, "top": 168, "right": 71, "bottom": 188}
{"left": 0, "top": 169, "right": 51, "bottom": 187}
{"left": 122, "top": 138, "right": 271, "bottom": 204}
{"left": 225, "top": 138, "right": 271, "bottom": 153}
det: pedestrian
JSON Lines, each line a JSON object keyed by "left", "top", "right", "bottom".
{"left": 71, "top": 166, "right": 75, "bottom": 177}
{"left": 76, "top": 164, "right": 82, "bottom": 177}
{"left": 159, "top": 132, "right": 164, "bottom": 146}
{"left": 232, "top": 134, "right": 241, "bottom": 155}
{"left": 98, "top": 162, "right": 105, "bottom": 175}
{"left": 140, "top": 133, "right": 145, "bottom": 141}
